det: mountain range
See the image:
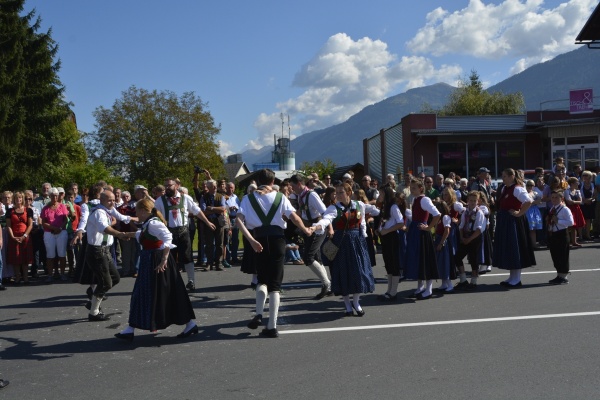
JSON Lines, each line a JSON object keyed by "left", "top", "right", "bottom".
{"left": 240, "top": 46, "right": 600, "bottom": 168}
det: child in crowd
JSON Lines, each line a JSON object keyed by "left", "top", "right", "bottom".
{"left": 454, "top": 191, "right": 486, "bottom": 291}
{"left": 547, "top": 190, "right": 574, "bottom": 284}
{"left": 564, "top": 177, "right": 585, "bottom": 247}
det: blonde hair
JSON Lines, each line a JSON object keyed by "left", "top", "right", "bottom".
{"left": 136, "top": 198, "right": 167, "bottom": 225}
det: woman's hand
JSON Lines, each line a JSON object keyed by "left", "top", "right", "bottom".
{"left": 155, "top": 260, "right": 168, "bottom": 273}
{"left": 510, "top": 209, "right": 521, "bottom": 217}
{"left": 418, "top": 223, "right": 430, "bottom": 231}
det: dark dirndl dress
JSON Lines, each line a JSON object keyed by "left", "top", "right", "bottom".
{"left": 405, "top": 221, "right": 439, "bottom": 280}
{"left": 492, "top": 210, "right": 536, "bottom": 270}
{"left": 398, "top": 229, "right": 407, "bottom": 273}
{"left": 329, "top": 228, "right": 375, "bottom": 296}
{"left": 128, "top": 219, "right": 195, "bottom": 331}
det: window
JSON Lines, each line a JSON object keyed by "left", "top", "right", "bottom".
{"left": 497, "top": 141, "right": 524, "bottom": 175}
{"left": 438, "top": 143, "right": 466, "bottom": 177}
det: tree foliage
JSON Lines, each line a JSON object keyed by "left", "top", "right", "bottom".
{"left": 435, "top": 70, "right": 525, "bottom": 116}
{"left": 0, "top": 0, "right": 84, "bottom": 190}
{"left": 298, "top": 159, "right": 337, "bottom": 179}
{"left": 89, "top": 86, "right": 224, "bottom": 189}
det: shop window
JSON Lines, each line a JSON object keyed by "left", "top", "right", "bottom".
{"left": 438, "top": 143, "right": 466, "bottom": 177}
{"left": 497, "top": 141, "right": 524, "bottom": 175}
{"left": 468, "top": 142, "right": 495, "bottom": 178}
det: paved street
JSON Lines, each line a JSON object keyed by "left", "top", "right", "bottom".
{"left": 1, "top": 244, "right": 600, "bottom": 400}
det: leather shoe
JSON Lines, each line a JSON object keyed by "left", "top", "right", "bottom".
{"left": 377, "top": 293, "right": 397, "bottom": 302}
{"left": 186, "top": 281, "right": 195, "bottom": 291}
{"left": 114, "top": 332, "right": 134, "bottom": 342}
{"left": 247, "top": 314, "right": 263, "bottom": 329}
{"left": 314, "top": 285, "right": 333, "bottom": 300}
{"left": 351, "top": 303, "right": 365, "bottom": 316}
{"left": 549, "top": 276, "right": 569, "bottom": 285}
{"left": 0, "top": 379, "right": 9, "bottom": 389}
{"left": 500, "top": 281, "right": 522, "bottom": 288}
{"left": 177, "top": 324, "right": 199, "bottom": 338}
{"left": 260, "top": 328, "right": 279, "bottom": 338}
{"left": 88, "top": 313, "right": 110, "bottom": 321}
{"left": 416, "top": 293, "right": 432, "bottom": 300}
{"left": 0, "top": 285, "right": 6, "bottom": 291}
{"left": 344, "top": 310, "right": 354, "bottom": 317}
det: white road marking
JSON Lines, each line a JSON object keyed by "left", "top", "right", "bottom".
{"left": 279, "top": 311, "right": 600, "bottom": 335}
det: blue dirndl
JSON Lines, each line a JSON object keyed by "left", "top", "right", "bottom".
{"left": 329, "top": 228, "right": 375, "bottom": 296}
{"left": 434, "top": 233, "right": 452, "bottom": 280}
{"left": 526, "top": 206, "right": 543, "bottom": 230}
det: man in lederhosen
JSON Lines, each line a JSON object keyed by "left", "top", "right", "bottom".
{"left": 289, "top": 174, "right": 332, "bottom": 299}
{"left": 237, "top": 169, "right": 313, "bottom": 338}
{"left": 154, "top": 177, "right": 215, "bottom": 291}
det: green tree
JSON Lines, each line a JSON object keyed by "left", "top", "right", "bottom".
{"left": 440, "top": 69, "right": 525, "bottom": 116}
{"left": 0, "top": 1, "right": 78, "bottom": 189}
{"left": 298, "top": 159, "right": 337, "bottom": 179}
{"left": 89, "top": 86, "right": 224, "bottom": 189}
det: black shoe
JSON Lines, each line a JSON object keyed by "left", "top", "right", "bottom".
{"left": 314, "top": 285, "right": 333, "bottom": 300}
{"left": 247, "top": 314, "right": 263, "bottom": 329}
{"left": 0, "top": 379, "right": 9, "bottom": 389}
{"left": 186, "top": 281, "right": 195, "bottom": 291}
{"left": 454, "top": 281, "right": 470, "bottom": 291}
{"left": 260, "top": 328, "right": 279, "bottom": 338}
{"left": 88, "top": 313, "right": 110, "bottom": 322}
{"left": 465, "top": 283, "right": 478, "bottom": 291}
{"left": 0, "top": 285, "right": 6, "bottom": 291}
{"left": 215, "top": 265, "right": 225, "bottom": 271}
{"left": 114, "top": 332, "right": 134, "bottom": 342}
{"left": 377, "top": 293, "right": 397, "bottom": 302}
{"left": 345, "top": 310, "right": 354, "bottom": 317}
{"left": 177, "top": 324, "right": 199, "bottom": 338}
{"left": 500, "top": 281, "right": 522, "bottom": 288}
{"left": 549, "top": 276, "right": 569, "bottom": 285}
{"left": 351, "top": 303, "right": 365, "bottom": 316}
{"left": 416, "top": 292, "right": 432, "bottom": 300}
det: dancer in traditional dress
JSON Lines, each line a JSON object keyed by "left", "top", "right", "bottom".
{"left": 314, "top": 183, "right": 377, "bottom": 315}
{"left": 433, "top": 200, "right": 453, "bottom": 292}
{"left": 115, "top": 199, "right": 198, "bottom": 341}
{"left": 238, "top": 169, "right": 311, "bottom": 338}
{"left": 377, "top": 186, "right": 404, "bottom": 301}
{"left": 546, "top": 190, "right": 574, "bottom": 285}
{"left": 454, "top": 192, "right": 486, "bottom": 291}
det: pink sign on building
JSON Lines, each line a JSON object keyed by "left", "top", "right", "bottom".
{"left": 569, "top": 88, "right": 594, "bottom": 114}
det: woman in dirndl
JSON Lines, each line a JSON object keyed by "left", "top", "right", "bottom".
{"left": 493, "top": 168, "right": 536, "bottom": 287}
{"left": 314, "top": 183, "right": 377, "bottom": 317}
{"left": 115, "top": 199, "right": 197, "bottom": 341}
{"left": 405, "top": 179, "right": 441, "bottom": 300}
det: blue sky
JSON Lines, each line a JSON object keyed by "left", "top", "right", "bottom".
{"left": 25, "top": 0, "right": 597, "bottom": 156}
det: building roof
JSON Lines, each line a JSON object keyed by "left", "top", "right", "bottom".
{"left": 576, "top": 3, "right": 600, "bottom": 48}
{"left": 223, "top": 162, "right": 250, "bottom": 182}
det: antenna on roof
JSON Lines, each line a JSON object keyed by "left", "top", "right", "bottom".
{"left": 280, "top": 112, "right": 284, "bottom": 139}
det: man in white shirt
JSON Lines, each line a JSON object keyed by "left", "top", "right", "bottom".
{"left": 154, "top": 177, "right": 215, "bottom": 291}
{"left": 86, "top": 190, "right": 131, "bottom": 321}
{"left": 225, "top": 182, "right": 241, "bottom": 264}
{"left": 237, "top": 169, "right": 312, "bottom": 338}
{"left": 289, "top": 174, "right": 332, "bottom": 299}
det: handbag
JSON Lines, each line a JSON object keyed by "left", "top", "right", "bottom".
{"left": 322, "top": 238, "right": 339, "bottom": 260}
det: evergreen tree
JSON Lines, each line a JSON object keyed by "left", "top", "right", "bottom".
{"left": 440, "top": 69, "right": 525, "bottom": 116}
{"left": 0, "top": 0, "right": 75, "bottom": 189}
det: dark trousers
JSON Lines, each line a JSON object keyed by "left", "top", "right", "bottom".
{"left": 302, "top": 231, "right": 326, "bottom": 265}
{"left": 549, "top": 229, "right": 570, "bottom": 274}
{"left": 229, "top": 224, "right": 240, "bottom": 261}
{"left": 203, "top": 221, "right": 224, "bottom": 266}
{"left": 169, "top": 226, "right": 193, "bottom": 264}
{"left": 455, "top": 235, "right": 482, "bottom": 270}
{"left": 86, "top": 245, "right": 120, "bottom": 298}
{"left": 255, "top": 235, "right": 286, "bottom": 292}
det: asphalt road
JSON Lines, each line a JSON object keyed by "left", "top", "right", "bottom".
{"left": 1, "top": 243, "right": 599, "bottom": 400}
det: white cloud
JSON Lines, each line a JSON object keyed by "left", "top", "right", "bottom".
{"left": 217, "top": 140, "right": 234, "bottom": 157}
{"left": 246, "top": 33, "right": 461, "bottom": 150}
{"left": 407, "top": 0, "right": 597, "bottom": 73}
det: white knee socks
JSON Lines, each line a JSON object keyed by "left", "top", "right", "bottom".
{"left": 352, "top": 293, "right": 362, "bottom": 312}
{"left": 389, "top": 276, "right": 400, "bottom": 296}
{"left": 308, "top": 261, "right": 331, "bottom": 288}
{"left": 267, "top": 291, "right": 280, "bottom": 329}
{"left": 256, "top": 284, "right": 268, "bottom": 316}
{"left": 184, "top": 262, "right": 195, "bottom": 284}
{"left": 90, "top": 296, "right": 103, "bottom": 316}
